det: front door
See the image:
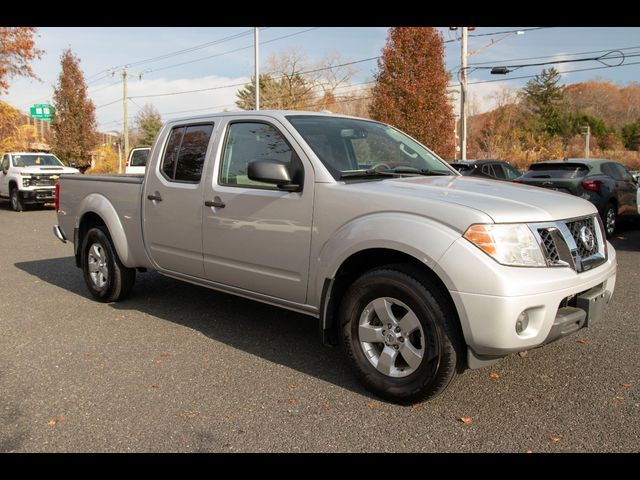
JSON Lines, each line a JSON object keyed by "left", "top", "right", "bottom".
{"left": 202, "top": 118, "right": 314, "bottom": 304}
{"left": 0, "top": 155, "right": 10, "bottom": 196}
{"left": 142, "top": 122, "right": 216, "bottom": 277}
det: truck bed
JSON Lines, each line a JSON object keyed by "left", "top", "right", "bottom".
{"left": 57, "top": 173, "right": 151, "bottom": 269}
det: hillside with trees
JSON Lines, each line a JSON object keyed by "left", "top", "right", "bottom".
{"left": 467, "top": 71, "right": 640, "bottom": 169}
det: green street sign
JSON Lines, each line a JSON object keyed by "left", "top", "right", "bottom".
{"left": 30, "top": 103, "right": 55, "bottom": 122}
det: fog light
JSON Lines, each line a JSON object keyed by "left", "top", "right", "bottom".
{"left": 516, "top": 311, "right": 530, "bottom": 335}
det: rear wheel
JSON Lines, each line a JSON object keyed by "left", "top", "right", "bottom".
{"left": 81, "top": 226, "right": 136, "bottom": 302}
{"left": 339, "top": 265, "right": 463, "bottom": 404}
{"left": 603, "top": 203, "right": 617, "bottom": 238}
{"left": 10, "top": 187, "right": 23, "bottom": 212}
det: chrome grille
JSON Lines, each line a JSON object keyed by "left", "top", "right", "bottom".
{"left": 566, "top": 217, "right": 599, "bottom": 259}
{"left": 538, "top": 229, "right": 560, "bottom": 263}
{"left": 31, "top": 175, "right": 58, "bottom": 186}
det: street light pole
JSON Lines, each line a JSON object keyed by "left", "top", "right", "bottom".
{"left": 254, "top": 27, "right": 260, "bottom": 111}
{"left": 460, "top": 27, "right": 468, "bottom": 161}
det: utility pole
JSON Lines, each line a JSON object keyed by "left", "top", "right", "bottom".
{"left": 122, "top": 70, "right": 128, "bottom": 173}
{"left": 460, "top": 27, "right": 468, "bottom": 161}
{"left": 254, "top": 27, "right": 260, "bottom": 111}
{"left": 583, "top": 125, "right": 591, "bottom": 158}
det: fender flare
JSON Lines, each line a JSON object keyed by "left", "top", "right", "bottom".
{"left": 76, "top": 193, "right": 134, "bottom": 267}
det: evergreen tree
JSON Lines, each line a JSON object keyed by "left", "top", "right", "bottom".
{"left": 51, "top": 49, "right": 97, "bottom": 168}
{"left": 368, "top": 27, "right": 454, "bottom": 158}
{"left": 134, "top": 103, "right": 162, "bottom": 146}
{"left": 523, "top": 67, "right": 567, "bottom": 137}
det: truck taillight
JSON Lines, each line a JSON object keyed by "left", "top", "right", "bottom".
{"left": 581, "top": 179, "right": 602, "bottom": 192}
{"left": 55, "top": 182, "right": 60, "bottom": 212}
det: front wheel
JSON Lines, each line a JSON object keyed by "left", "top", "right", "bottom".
{"left": 10, "top": 187, "right": 23, "bottom": 212}
{"left": 339, "top": 265, "right": 464, "bottom": 404}
{"left": 81, "top": 226, "right": 136, "bottom": 302}
{"left": 603, "top": 203, "right": 617, "bottom": 238}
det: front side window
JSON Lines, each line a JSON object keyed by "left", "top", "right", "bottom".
{"left": 287, "top": 115, "right": 454, "bottom": 180}
{"left": 220, "top": 122, "right": 297, "bottom": 189}
{"left": 160, "top": 124, "right": 213, "bottom": 183}
{"left": 1, "top": 156, "right": 8, "bottom": 172}
{"left": 12, "top": 154, "right": 64, "bottom": 167}
{"left": 503, "top": 164, "right": 521, "bottom": 180}
{"left": 612, "top": 163, "right": 633, "bottom": 182}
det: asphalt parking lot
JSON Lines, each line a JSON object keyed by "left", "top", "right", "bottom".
{"left": 0, "top": 204, "right": 638, "bottom": 452}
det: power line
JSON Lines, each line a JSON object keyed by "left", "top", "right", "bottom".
{"left": 96, "top": 98, "right": 122, "bottom": 109}
{"left": 468, "top": 44, "right": 640, "bottom": 66}
{"left": 467, "top": 27, "right": 552, "bottom": 38}
{"left": 144, "top": 27, "right": 321, "bottom": 75}
{"left": 128, "top": 55, "right": 378, "bottom": 100}
{"left": 471, "top": 51, "right": 637, "bottom": 72}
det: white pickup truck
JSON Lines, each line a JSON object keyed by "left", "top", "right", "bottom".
{"left": 1, "top": 152, "right": 79, "bottom": 211}
{"left": 53, "top": 111, "right": 617, "bottom": 403}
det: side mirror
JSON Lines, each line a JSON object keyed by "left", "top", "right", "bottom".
{"left": 248, "top": 159, "right": 300, "bottom": 192}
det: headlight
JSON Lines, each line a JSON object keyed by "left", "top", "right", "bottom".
{"left": 463, "top": 224, "right": 546, "bottom": 267}
{"left": 22, "top": 175, "right": 32, "bottom": 187}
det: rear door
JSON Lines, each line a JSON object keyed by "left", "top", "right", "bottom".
{"left": 142, "top": 122, "right": 216, "bottom": 277}
{"left": 201, "top": 117, "right": 314, "bottom": 303}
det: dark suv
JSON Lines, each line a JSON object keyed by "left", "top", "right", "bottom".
{"left": 516, "top": 159, "right": 638, "bottom": 238}
{"left": 450, "top": 159, "right": 522, "bottom": 181}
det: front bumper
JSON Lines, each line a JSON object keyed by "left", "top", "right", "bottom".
{"left": 20, "top": 188, "right": 55, "bottom": 203}
{"left": 435, "top": 236, "right": 617, "bottom": 367}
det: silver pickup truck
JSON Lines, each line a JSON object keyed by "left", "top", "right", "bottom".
{"left": 53, "top": 111, "right": 617, "bottom": 403}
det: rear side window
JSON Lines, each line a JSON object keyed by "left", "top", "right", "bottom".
{"left": 481, "top": 163, "right": 499, "bottom": 178}
{"left": 523, "top": 163, "right": 589, "bottom": 179}
{"left": 129, "top": 149, "right": 149, "bottom": 167}
{"left": 161, "top": 124, "right": 214, "bottom": 183}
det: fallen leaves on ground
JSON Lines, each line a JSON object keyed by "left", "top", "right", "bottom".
{"left": 151, "top": 384, "right": 160, "bottom": 389}
{"left": 367, "top": 402, "right": 377, "bottom": 410}
{"left": 183, "top": 410, "right": 199, "bottom": 418}
{"left": 550, "top": 434, "right": 561, "bottom": 442}
{"left": 620, "top": 383, "right": 632, "bottom": 389}
{"left": 288, "top": 398, "right": 297, "bottom": 406}
{"left": 518, "top": 351, "right": 529, "bottom": 357}
{"left": 160, "top": 352, "right": 171, "bottom": 358}
{"left": 576, "top": 339, "right": 588, "bottom": 344}
{"left": 322, "top": 401, "right": 330, "bottom": 409}
{"left": 47, "top": 416, "right": 65, "bottom": 426}
{"left": 489, "top": 371, "right": 500, "bottom": 379}
{"left": 411, "top": 404, "right": 424, "bottom": 411}
{"left": 459, "top": 417, "right": 473, "bottom": 425}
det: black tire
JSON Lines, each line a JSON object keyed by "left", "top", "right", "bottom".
{"left": 81, "top": 226, "right": 136, "bottom": 302}
{"left": 339, "top": 264, "right": 464, "bottom": 404}
{"left": 10, "top": 187, "right": 23, "bottom": 212}
{"left": 603, "top": 202, "right": 617, "bottom": 239}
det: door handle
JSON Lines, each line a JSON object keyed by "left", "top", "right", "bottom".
{"left": 205, "top": 199, "right": 225, "bottom": 208}
{"left": 147, "top": 193, "right": 163, "bottom": 202}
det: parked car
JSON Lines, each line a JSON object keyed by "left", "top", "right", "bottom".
{"left": 516, "top": 159, "right": 638, "bottom": 238}
{"left": 125, "top": 147, "right": 150, "bottom": 175}
{"left": 450, "top": 159, "right": 522, "bottom": 181}
{"left": 0, "top": 152, "right": 79, "bottom": 211}
{"left": 53, "top": 111, "right": 616, "bottom": 403}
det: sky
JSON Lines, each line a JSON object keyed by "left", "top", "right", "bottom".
{"left": 2, "top": 26, "right": 640, "bottom": 134}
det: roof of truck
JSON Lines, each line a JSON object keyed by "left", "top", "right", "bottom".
{"left": 167, "top": 109, "right": 363, "bottom": 124}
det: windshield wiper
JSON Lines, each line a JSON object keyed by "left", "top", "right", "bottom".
{"left": 339, "top": 166, "right": 454, "bottom": 180}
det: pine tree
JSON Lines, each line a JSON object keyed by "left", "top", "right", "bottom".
{"left": 368, "top": 27, "right": 454, "bottom": 158}
{"left": 51, "top": 49, "right": 98, "bottom": 168}
{"left": 523, "top": 67, "right": 567, "bottom": 137}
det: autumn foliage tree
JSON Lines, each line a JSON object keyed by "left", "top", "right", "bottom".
{"left": 51, "top": 49, "right": 98, "bottom": 168}
{"left": 369, "top": 27, "right": 454, "bottom": 158}
{"left": 133, "top": 103, "right": 162, "bottom": 146}
{"left": 0, "top": 27, "right": 43, "bottom": 94}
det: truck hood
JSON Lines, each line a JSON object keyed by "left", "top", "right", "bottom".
{"left": 341, "top": 175, "right": 597, "bottom": 223}
{"left": 16, "top": 165, "right": 79, "bottom": 175}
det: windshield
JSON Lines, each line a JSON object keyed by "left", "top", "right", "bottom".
{"left": 286, "top": 115, "right": 455, "bottom": 180}
{"left": 12, "top": 154, "right": 64, "bottom": 167}
{"left": 129, "top": 149, "right": 149, "bottom": 167}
